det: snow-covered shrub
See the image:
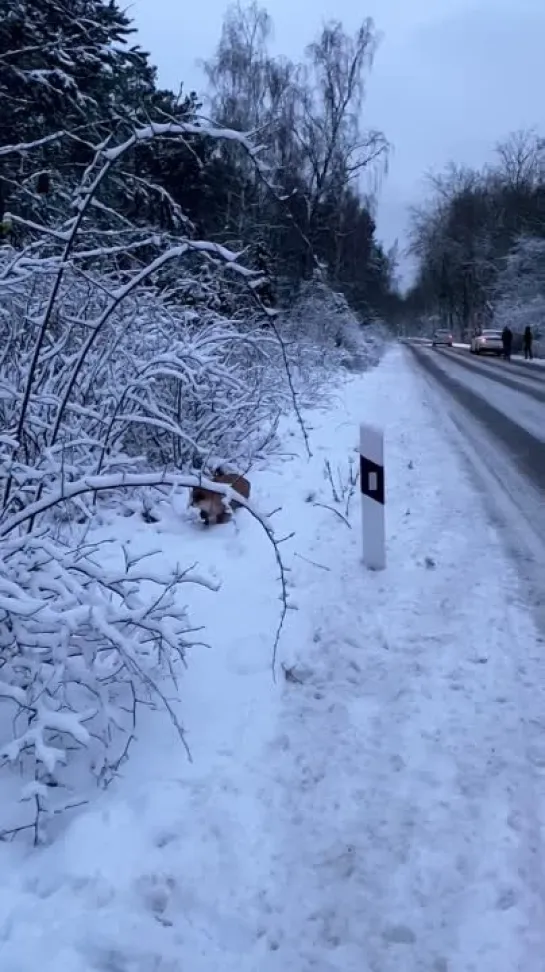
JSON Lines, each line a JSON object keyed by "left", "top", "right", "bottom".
{"left": 0, "top": 512, "right": 218, "bottom": 839}
{"left": 0, "top": 259, "right": 288, "bottom": 833}
{"left": 280, "top": 270, "right": 387, "bottom": 377}
{"left": 0, "top": 259, "right": 283, "bottom": 491}
{"left": 0, "top": 120, "right": 295, "bottom": 838}
{"left": 0, "top": 116, "right": 380, "bottom": 837}
{"left": 493, "top": 236, "right": 545, "bottom": 350}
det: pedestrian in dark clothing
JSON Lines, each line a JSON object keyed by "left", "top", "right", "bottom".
{"left": 523, "top": 325, "right": 533, "bottom": 360}
{"left": 502, "top": 325, "right": 513, "bottom": 361}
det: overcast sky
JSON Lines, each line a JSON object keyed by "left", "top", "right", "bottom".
{"left": 132, "top": 0, "right": 545, "bottom": 286}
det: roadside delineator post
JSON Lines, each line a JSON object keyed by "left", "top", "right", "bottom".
{"left": 359, "top": 423, "right": 386, "bottom": 570}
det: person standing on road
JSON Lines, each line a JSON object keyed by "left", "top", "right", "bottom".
{"left": 523, "top": 325, "right": 533, "bottom": 360}
{"left": 502, "top": 325, "right": 513, "bottom": 361}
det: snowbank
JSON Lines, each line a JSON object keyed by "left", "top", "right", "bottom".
{"left": 1, "top": 346, "right": 543, "bottom": 971}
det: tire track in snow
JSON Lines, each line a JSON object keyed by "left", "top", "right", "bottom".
{"left": 410, "top": 346, "right": 545, "bottom": 482}
{"left": 433, "top": 347, "right": 545, "bottom": 403}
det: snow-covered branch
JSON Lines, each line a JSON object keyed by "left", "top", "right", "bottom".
{"left": 0, "top": 529, "right": 211, "bottom": 815}
{"left": 0, "top": 109, "right": 319, "bottom": 839}
{"left": 101, "top": 119, "right": 260, "bottom": 163}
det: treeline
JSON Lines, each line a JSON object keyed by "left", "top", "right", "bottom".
{"left": 0, "top": 0, "right": 399, "bottom": 319}
{"left": 406, "top": 130, "right": 545, "bottom": 339}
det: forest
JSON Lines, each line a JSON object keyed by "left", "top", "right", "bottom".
{"left": 1, "top": 0, "right": 399, "bottom": 318}
{"left": 407, "top": 129, "right": 545, "bottom": 342}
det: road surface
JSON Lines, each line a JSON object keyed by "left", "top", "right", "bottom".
{"left": 407, "top": 339, "right": 545, "bottom": 636}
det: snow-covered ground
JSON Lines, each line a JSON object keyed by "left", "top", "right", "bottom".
{"left": 1, "top": 345, "right": 545, "bottom": 971}
{"left": 512, "top": 354, "right": 545, "bottom": 365}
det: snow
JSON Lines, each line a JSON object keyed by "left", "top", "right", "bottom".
{"left": 1, "top": 345, "right": 545, "bottom": 970}
{"left": 103, "top": 121, "right": 257, "bottom": 163}
{"left": 512, "top": 354, "right": 545, "bottom": 366}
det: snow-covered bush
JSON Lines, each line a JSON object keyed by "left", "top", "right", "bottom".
{"left": 0, "top": 116, "right": 381, "bottom": 839}
{"left": 0, "top": 120, "right": 295, "bottom": 839}
{"left": 281, "top": 270, "right": 387, "bottom": 378}
{"left": 0, "top": 259, "right": 282, "bottom": 485}
{"left": 0, "top": 256, "right": 284, "bottom": 835}
{"left": 0, "top": 508, "right": 216, "bottom": 835}
{"left": 493, "top": 236, "right": 545, "bottom": 347}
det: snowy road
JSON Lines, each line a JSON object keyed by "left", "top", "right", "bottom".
{"left": 409, "top": 342, "right": 545, "bottom": 488}
{"left": 446, "top": 346, "right": 545, "bottom": 391}
{"left": 436, "top": 346, "right": 545, "bottom": 408}
{"left": 408, "top": 341, "right": 545, "bottom": 635}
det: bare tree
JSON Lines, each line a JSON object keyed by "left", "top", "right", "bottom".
{"left": 202, "top": 6, "right": 389, "bottom": 291}
{"left": 290, "top": 19, "right": 388, "bottom": 280}
{"left": 494, "top": 129, "right": 542, "bottom": 191}
{"left": 201, "top": 0, "right": 302, "bottom": 247}
{"left": 202, "top": 0, "right": 274, "bottom": 132}
{"left": 297, "top": 20, "right": 388, "bottom": 219}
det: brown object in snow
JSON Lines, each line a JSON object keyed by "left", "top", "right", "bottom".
{"left": 189, "top": 469, "right": 251, "bottom": 525}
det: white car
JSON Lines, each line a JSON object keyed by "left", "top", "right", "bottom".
{"left": 470, "top": 328, "right": 503, "bottom": 355}
{"left": 432, "top": 328, "right": 453, "bottom": 347}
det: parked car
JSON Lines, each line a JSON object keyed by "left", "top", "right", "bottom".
{"left": 432, "top": 328, "right": 453, "bottom": 347}
{"left": 470, "top": 328, "right": 503, "bottom": 355}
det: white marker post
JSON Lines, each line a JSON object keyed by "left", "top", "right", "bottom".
{"left": 359, "top": 423, "right": 386, "bottom": 570}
